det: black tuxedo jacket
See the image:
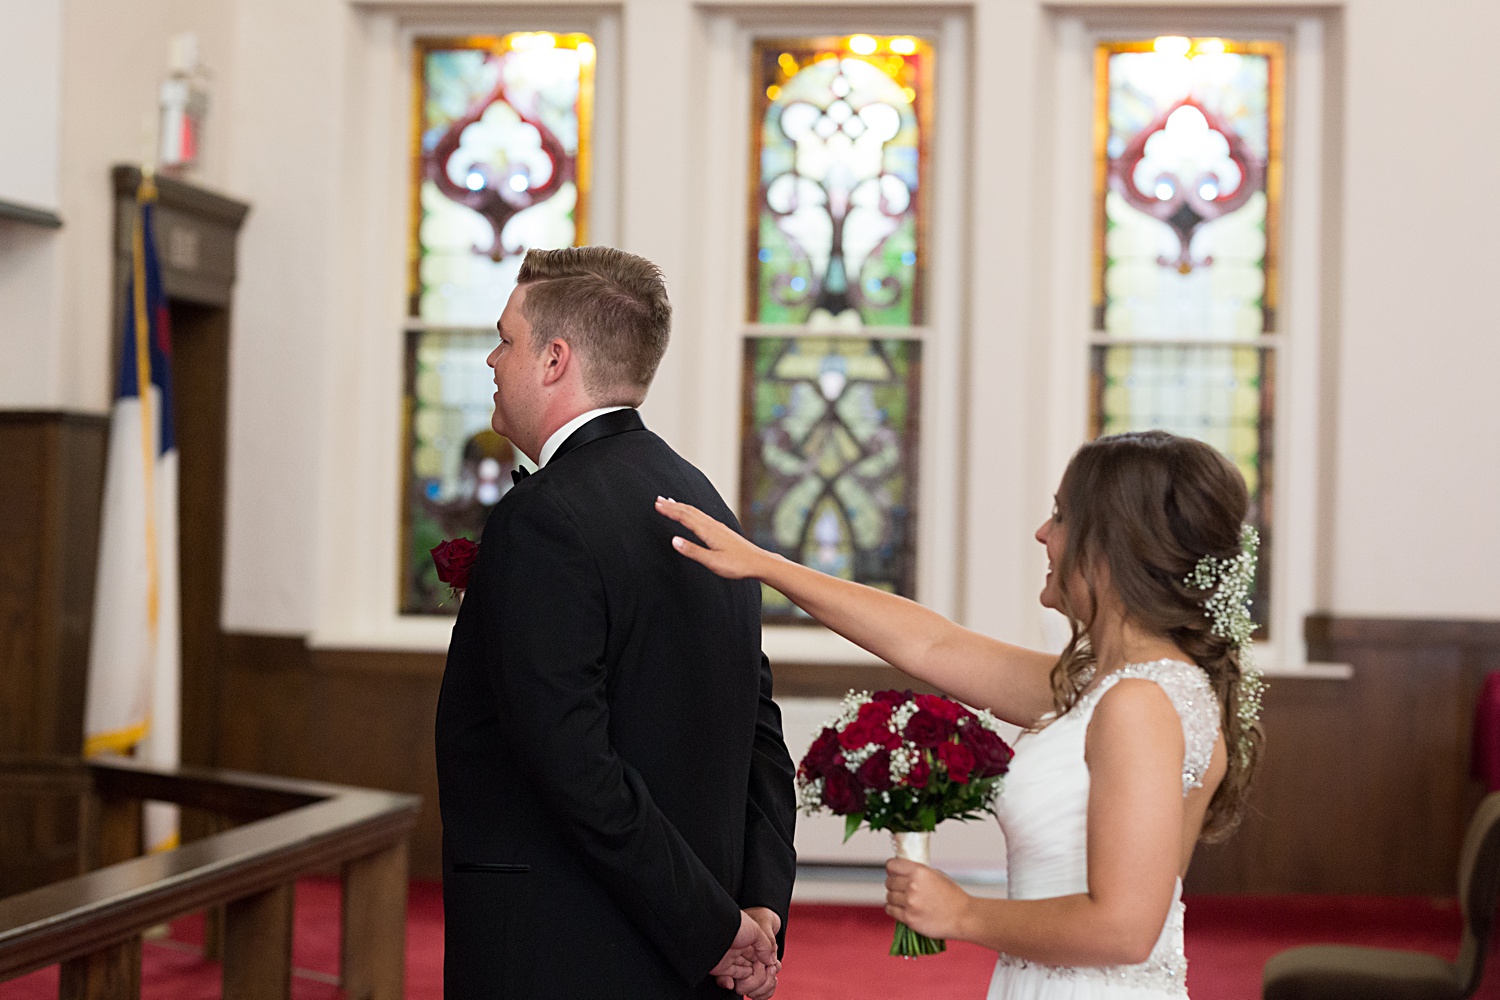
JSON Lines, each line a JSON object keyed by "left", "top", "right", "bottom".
{"left": 436, "top": 409, "right": 798, "bottom": 999}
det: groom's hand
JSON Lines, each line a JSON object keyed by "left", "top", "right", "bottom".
{"left": 711, "top": 910, "right": 777, "bottom": 992}
{"left": 733, "top": 958, "right": 779, "bottom": 1000}
{"left": 731, "top": 907, "right": 783, "bottom": 997}
{"left": 744, "top": 905, "right": 782, "bottom": 945}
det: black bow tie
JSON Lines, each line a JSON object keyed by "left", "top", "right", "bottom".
{"left": 511, "top": 467, "right": 531, "bottom": 486}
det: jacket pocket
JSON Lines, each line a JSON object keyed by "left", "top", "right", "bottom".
{"left": 452, "top": 862, "right": 531, "bottom": 874}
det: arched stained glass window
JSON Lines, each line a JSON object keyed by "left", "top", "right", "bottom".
{"left": 742, "top": 36, "right": 931, "bottom": 624}
{"left": 401, "top": 32, "right": 594, "bottom": 614}
{"left": 1090, "top": 36, "right": 1283, "bottom": 629}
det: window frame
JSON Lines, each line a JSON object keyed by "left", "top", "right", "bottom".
{"left": 691, "top": 9, "right": 972, "bottom": 666}
{"left": 1044, "top": 11, "right": 1335, "bottom": 673}
{"left": 308, "top": 7, "right": 621, "bottom": 651}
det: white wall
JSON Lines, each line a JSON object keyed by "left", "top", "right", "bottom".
{"left": 216, "top": 0, "right": 351, "bottom": 632}
{"left": 190, "top": 0, "right": 1500, "bottom": 641}
{"left": 15, "top": 0, "right": 1500, "bottom": 646}
{"left": 0, "top": 0, "right": 238, "bottom": 414}
{"left": 0, "top": 0, "right": 63, "bottom": 407}
{"left": 1327, "top": 0, "right": 1500, "bottom": 618}
{"left": 0, "top": 0, "right": 62, "bottom": 213}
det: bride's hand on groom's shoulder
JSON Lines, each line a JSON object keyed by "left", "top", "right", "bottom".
{"left": 656, "top": 497, "right": 773, "bottom": 581}
{"left": 885, "top": 857, "right": 972, "bottom": 941}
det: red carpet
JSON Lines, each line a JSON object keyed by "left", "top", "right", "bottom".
{"left": 0, "top": 882, "right": 1478, "bottom": 999}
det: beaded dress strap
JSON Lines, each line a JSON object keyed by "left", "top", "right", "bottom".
{"left": 1082, "top": 659, "right": 1219, "bottom": 792}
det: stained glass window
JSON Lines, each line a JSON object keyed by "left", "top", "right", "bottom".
{"left": 402, "top": 330, "right": 522, "bottom": 612}
{"left": 402, "top": 32, "right": 592, "bottom": 614}
{"left": 742, "top": 35, "right": 932, "bottom": 625}
{"left": 1091, "top": 36, "right": 1283, "bottom": 628}
{"left": 750, "top": 36, "right": 930, "bottom": 328}
{"left": 412, "top": 34, "right": 593, "bottom": 324}
{"left": 741, "top": 336, "right": 921, "bottom": 623}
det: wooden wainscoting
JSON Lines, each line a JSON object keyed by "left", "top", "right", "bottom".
{"left": 212, "top": 647, "right": 937, "bottom": 880}
{"left": 0, "top": 412, "right": 108, "bottom": 895}
{"left": 212, "top": 618, "right": 1500, "bottom": 891}
{"left": 215, "top": 635, "right": 447, "bottom": 879}
{"left": 1187, "top": 616, "right": 1500, "bottom": 895}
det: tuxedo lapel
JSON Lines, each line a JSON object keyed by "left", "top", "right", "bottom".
{"left": 549, "top": 408, "right": 645, "bottom": 466}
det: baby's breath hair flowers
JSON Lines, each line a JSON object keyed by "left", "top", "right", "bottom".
{"left": 1184, "top": 524, "right": 1264, "bottom": 761}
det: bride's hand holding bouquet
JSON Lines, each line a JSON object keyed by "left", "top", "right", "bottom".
{"left": 799, "top": 688, "right": 1012, "bottom": 955}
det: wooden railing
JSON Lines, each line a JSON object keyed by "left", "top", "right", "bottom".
{"left": 0, "top": 757, "right": 420, "bottom": 1000}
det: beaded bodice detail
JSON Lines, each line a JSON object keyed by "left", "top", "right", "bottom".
{"left": 989, "top": 659, "right": 1220, "bottom": 998}
{"left": 1073, "top": 658, "right": 1220, "bottom": 793}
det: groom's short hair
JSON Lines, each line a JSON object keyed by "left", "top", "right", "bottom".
{"left": 516, "top": 247, "right": 672, "bottom": 406}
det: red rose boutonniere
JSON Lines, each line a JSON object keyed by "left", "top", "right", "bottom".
{"left": 430, "top": 537, "right": 479, "bottom": 602}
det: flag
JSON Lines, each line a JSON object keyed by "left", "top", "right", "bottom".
{"left": 84, "top": 173, "right": 181, "bottom": 853}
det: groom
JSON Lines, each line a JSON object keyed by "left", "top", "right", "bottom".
{"left": 436, "top": 246, "right": 797, "bottom": 999}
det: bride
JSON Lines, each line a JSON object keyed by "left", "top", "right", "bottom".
{"left": 657, "top": 430, "right": 1264, "bottom": 999}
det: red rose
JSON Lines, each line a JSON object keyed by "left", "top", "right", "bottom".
{"left": 431, "top": 537, "right": 479, "bottom": 589}
{"left": 839, "top": 716, "right": 900, "bottom": 751}
{"left": 856, "top": 749, "right": 894, "bottom": 791}
{"left": 858, "top": 701, "right": 894, "bottom": 726}
{"left": 802, "top": 728, "right": 842, "bottom": 779}
{"left": 904, "top": 709, "right": 955, "bottom": 748}
{"left": 959, "top": 722, "right": 1014, "bottom": 778}
{"left": 906, "top": 755, "right": 930, "bottom": 789}
{"left": 915, "top": 693, "right": 964, "bottom": 723}
{"left": 937, "top": 742, "right": 976, "bottom": 784}
{"left": 822, "top": 762, "right": 866, "bottom": 814}
{"left": 873, "top": 689, "right": 913, "bottom": 706}
{"left": 837, "top": 720, "right": 871, "bottom": 750}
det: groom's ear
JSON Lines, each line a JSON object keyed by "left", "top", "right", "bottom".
{"left": 540, "top": 337, "right": 573, "bottom": 386}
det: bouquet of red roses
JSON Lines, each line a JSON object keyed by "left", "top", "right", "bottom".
{"left": 798, "top": 689, "right": 1014, "bottom": 957}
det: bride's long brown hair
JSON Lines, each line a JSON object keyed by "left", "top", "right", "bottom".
{"left": 1048, "top": 431, "right": 1262, "bottom": 841}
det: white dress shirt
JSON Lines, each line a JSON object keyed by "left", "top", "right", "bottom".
{"left": 536, "top": 406, "right": 631, "bottom": 469}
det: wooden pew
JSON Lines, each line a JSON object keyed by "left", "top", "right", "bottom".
{"left": 0, "top": 757, "right": 420, "bottom": 1000}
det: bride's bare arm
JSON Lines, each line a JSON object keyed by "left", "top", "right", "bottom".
{"left": 885, "top": 681, "right": 1186, "bottom": 964}
{"left": 655, "top": 497, "right": 1056, "bottom": 726}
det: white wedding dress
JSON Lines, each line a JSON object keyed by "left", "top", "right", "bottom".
{"left": 986, "top": 659, "right": 1220, "bottom": 1000}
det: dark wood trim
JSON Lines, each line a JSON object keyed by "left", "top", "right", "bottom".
{"left": 1306, "top": 613, "right": 1500, "bottom": 650}
{"left": 772, "top": 662, "right": 939, "bottom": 699}
{"left": 59, "top": 935, "right": 139, "bottom": 1000}
{"left": 0, "top": 411, "right": 108, "bottom": 429}
{"left": 111, "top": 166, "right": 249, "bottom": 228}
{"left": 310, "top": 645, "right": 446, "bottom": 678}
{"left": 1189, "top": 612, "right": 1500, "bottom": 894}
{"left": 223, "top": 638, "right": 940, "bottom": 695}
{"left": 0, "top": 412, "right": 109, "bottom": 894}
{"left": 216, "top": 634, "right": 447, "bottom": 878}
{"left": 111, "top": 163, "right": 249, "bottom": 317}
{"left": 0, "top": 200, "right": 63, "bottom": 229}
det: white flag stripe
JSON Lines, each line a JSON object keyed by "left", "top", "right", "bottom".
{"left": 84, "top": 340, "right": 182, "bottom": 852}
{"left": 85, "top": 393, "right": 158, "bottom": 752}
